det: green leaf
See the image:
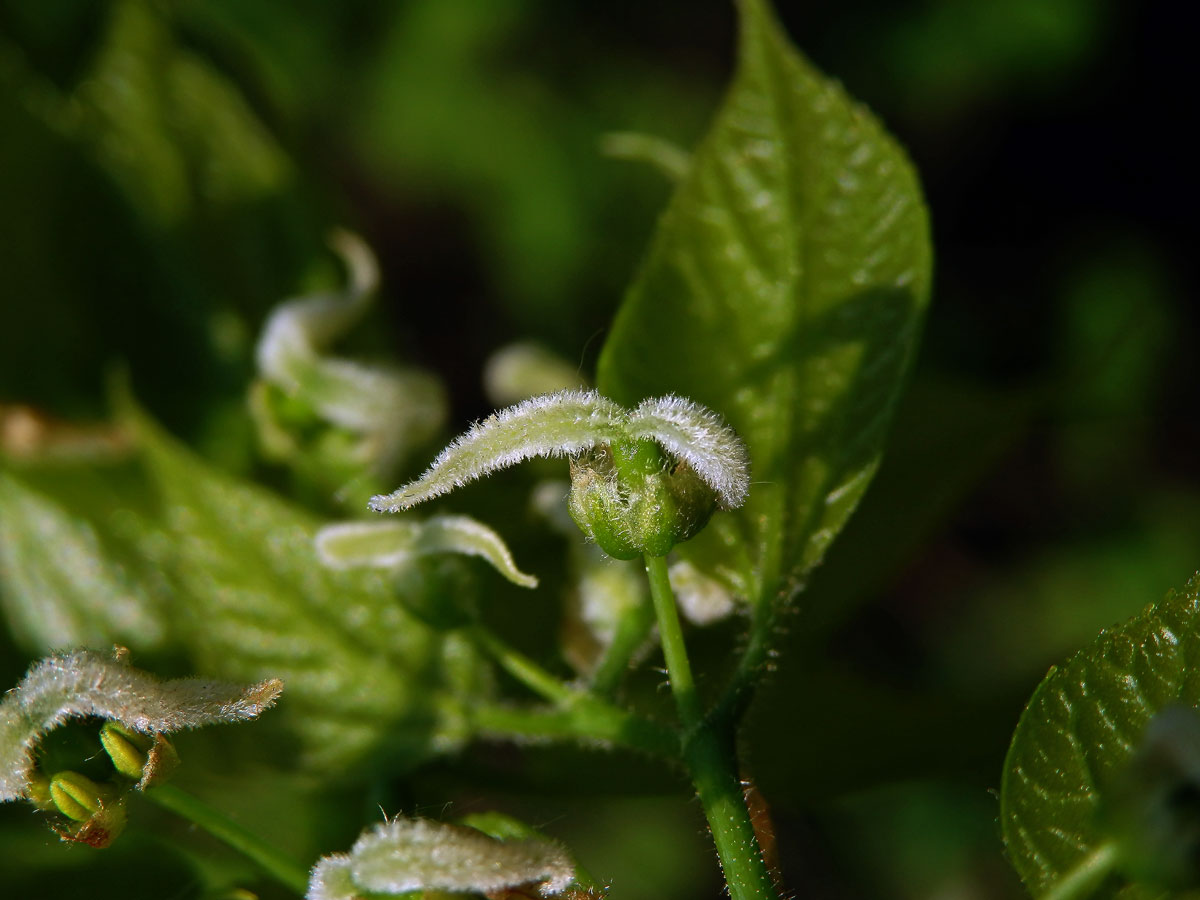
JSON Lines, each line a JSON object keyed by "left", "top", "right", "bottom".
{"left": 0, "top": 470, "right": 168, "bottom": 653}
{"left": 123, "top": 400, "right": 482, "bottom": 773}
{"left": 1001, "top": 573, "right": 1200, "bottom": 897}
{"left": 596, "top": 0, "right": 932, "bottom": 605}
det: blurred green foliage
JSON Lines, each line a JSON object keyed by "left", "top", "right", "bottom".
{"left": 0, "top": 0, "right": 1194, "bottom": 898}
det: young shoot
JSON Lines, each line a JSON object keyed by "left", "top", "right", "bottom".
{"left": 368, "top": 390, "right": 749, "bottom": 559}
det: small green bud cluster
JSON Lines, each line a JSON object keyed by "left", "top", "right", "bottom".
{"left": 31, "top": 721, "right": 179, "bottom": 847}
{"left": 568, "top": 439, "right": 718, "bottom": 560}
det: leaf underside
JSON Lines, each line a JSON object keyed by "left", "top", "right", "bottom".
{"left": 1001, "top": 573, "right": 1200, "bottom": 898}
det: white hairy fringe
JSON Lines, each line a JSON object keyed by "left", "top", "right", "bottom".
{"left": 369, "top": 389, "right": 749, "bottom": 512}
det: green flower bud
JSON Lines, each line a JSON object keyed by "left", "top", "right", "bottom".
{"left": 49, "top": 770, "right": 109, "bottom": 822}
{"left": 568, "top": 439, "right": 718, "bottom": 560}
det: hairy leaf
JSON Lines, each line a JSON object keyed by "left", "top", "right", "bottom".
{"left": 0, "top": 649, "right": 280, "bottom": 801}
{"left": 597, "top": 0, "right": 932, "bottom": 604}
{"left": 123, "top": 400, "right": 481, "bottom": 772}
{"left": 0, "top": 471, "right": 168, "bottom": 653}
{"left": 308, "top": 818, "right": 575, "bottom": 899}
{"left": 369, "top": 390, "right": 749, "bottom": 512}
{"left": 1001, "top": 573, "right": 1200, "bottom": 897}
{"left": 315, "top": 516, "right": 539, "bottom": 589}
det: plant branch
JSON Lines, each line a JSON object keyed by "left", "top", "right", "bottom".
{"left": 590, "top": 591, "right": 655, "bottom": 696}
{"left": 644, "top": 553, "right": 779, "bottom": 900}
{"left": 468, "top": 625, "right": 575, "bottom": 705}
{"left": 145, "top": 783, "right": 310, "bottom": 896}
{"left": 471, "top": 703, "right": 676, "bottom": 758}
{"left": 468, "top": 624, "right": 677, "bottom": 757}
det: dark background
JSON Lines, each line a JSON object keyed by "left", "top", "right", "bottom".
{"left": 0, "top": 1, "right": 1196, "bottom": 897}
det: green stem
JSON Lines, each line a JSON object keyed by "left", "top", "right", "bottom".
{"left": 469, "top": 625, "right": 574, "bottom": 705}
{"left": 591, "top": 588, "right": 655, "bottom": 696}
{"left": 472, "top": 703, "right": 676, "bottom": 758}
{"left": 146, "top": 783, "right": 310, "bottom": 896}
{"left": 644, "top": 554, "right": 702, "bottom": 725}
{"left": 1038, "top": 843, "right": 1120, "bottom": 900}
{"left": 643, "top": 553, "right": 779, "bottom": 900}
{"left": 715, "top": 483, "right": 786, "bottom": 727}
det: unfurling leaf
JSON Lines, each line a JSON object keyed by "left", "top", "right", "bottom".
{"left": 315, "top": 516, "right": 539, "bottom": 589}
{"left": 369, "top": 391, "right": 627, "bottom": 512}
{"left": 308, "top": 817, "right": 575, "bottom": 899}
{"left": 252, "top": 230, "right": 446, "bottom": 487}
{"left": 368, "top": 389, "right": 749, "bottom": 512}
{"left": 0, "top": 649, "right": 281, "bottom": 802}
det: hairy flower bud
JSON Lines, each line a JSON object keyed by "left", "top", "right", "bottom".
{"left": 568, "top": 439, "right": 718, "bottom": 559}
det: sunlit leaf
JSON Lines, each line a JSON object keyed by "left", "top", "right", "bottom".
{"left": 0, "top": 649, "right": 280, "bottom": 801}
{"left": 1001, "top": 573, "right": 1200, "bottom": 897}
{"left": 123, "top": 398, "right": 482, "bottom": 772}
{"left": 597, "top": 0, "right": 932, "bottom": 605}
{"left": 0, "top": 470, "right": 167, "bottom": 653}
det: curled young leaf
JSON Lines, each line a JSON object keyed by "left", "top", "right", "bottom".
{"left": 253, "top": 230, "right": 446, "bottom": 484}
{"left": 628, "top": 396, "right": 751, "bottom": 510}
{"left": 0, "top": 649, "right": 282, "bottom": 802}
{"left": 369, "top": 391, "right": 627, "bottom": 512}
{"left": 315, "top": 515, "right": 538, "bottom": 589}
{"left": 368, "top": 389, "right": 748, "bottom": 512}
{"left": 307, "top": 817, "right": 575, "bottom": 899}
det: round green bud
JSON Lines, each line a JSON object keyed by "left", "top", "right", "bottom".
{"left": 567, "top": 439, "right": 718, "bottom": 559}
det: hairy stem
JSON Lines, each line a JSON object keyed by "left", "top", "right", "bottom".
{"left": 146, "top": 783, "right": 310, "bottom": 895}
{"left": 644, "top": 553, "right": 779, "bottom": 900}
